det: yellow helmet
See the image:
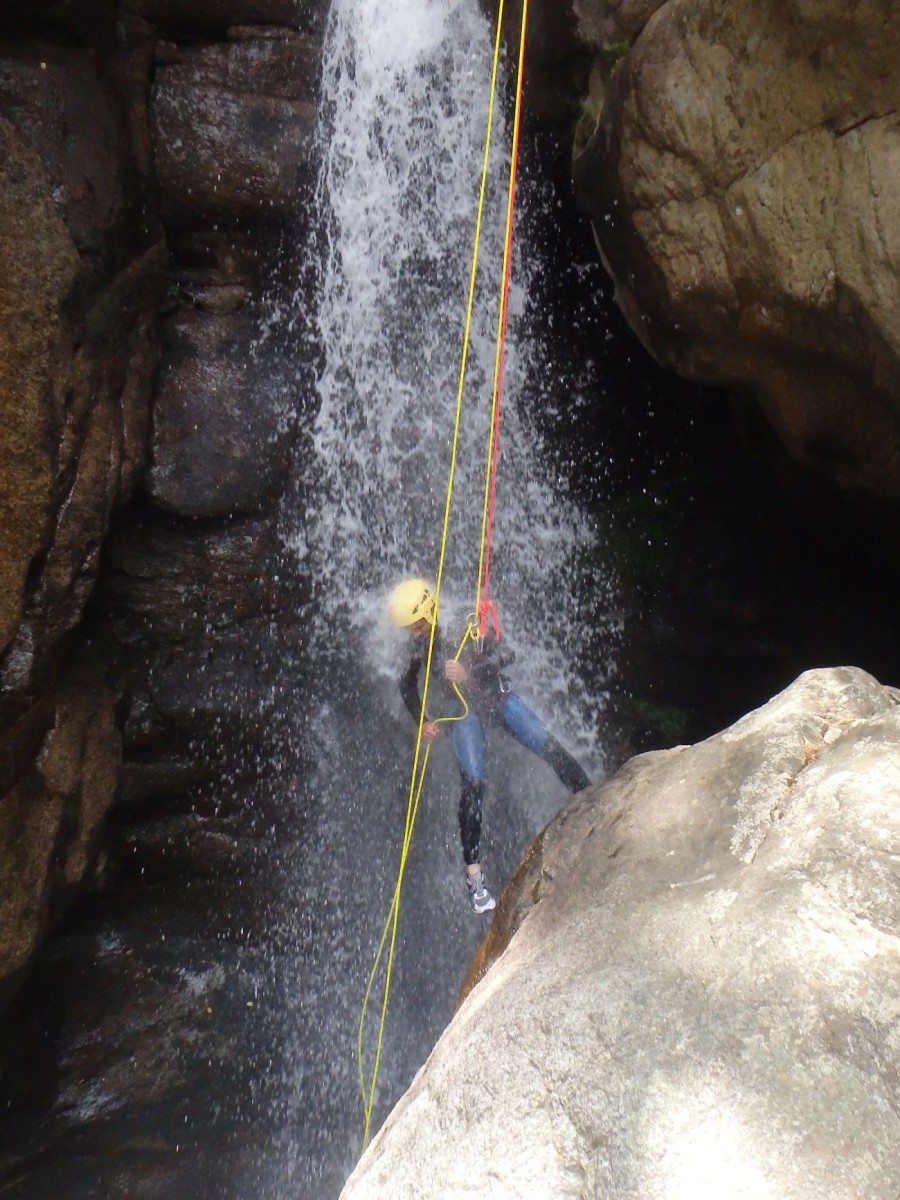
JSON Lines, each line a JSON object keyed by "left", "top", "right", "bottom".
{"left": 389, "top": 578, "right": 436, "bottom": 628}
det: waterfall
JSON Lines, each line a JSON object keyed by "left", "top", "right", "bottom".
{"left": 271, "top": 0, "right": 616, "bottom": 1193}
{"left": 297, "top": 0, "right": 609, "bottom": 734}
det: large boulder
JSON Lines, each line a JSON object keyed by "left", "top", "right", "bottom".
{"left": 343, "top": 668, "right": 900, "bottom": 1199}
{"left": 518, "top": 0, "right": 900, "bottom": 527}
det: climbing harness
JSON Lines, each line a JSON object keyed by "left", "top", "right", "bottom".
{"left": 357, "top": 0, "right": 530, "bottom": 1149}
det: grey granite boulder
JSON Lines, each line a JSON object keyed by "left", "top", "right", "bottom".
{"left": 344, "top": 667, "right": 900, "bottom": 1199}
{"left": 507, "top": 0, "right": 900, "bottom": 524}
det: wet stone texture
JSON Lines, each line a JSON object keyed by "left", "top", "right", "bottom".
{"left": 344, "top": 668, "right": 900, "bottom": 1200}
{"left": 515, "top": 0, "right": 900, "bottom": 552}
{"left": 110, "top": 0, "right": 322, "bottom": 820}
{"left": 0, "top": 767, "right": 307, "bottom": 1200}
{"left": 0, "top": 0, "right": 323, "bottom": 1189}
{"left": 0, "top": 19, "right": 162, "bottom": 1006}
{"left": 151, "top": 27, "right": 318, "bottom": 227}
{"left": 148, "top": 292, "right": 295, "bottom": 517}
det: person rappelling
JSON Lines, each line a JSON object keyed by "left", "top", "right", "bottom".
{"left": 389, "top": 578, "right": 591, "bottom": 913}
{"left": 358, "top": 0, "right": 555, "bottom": 1141}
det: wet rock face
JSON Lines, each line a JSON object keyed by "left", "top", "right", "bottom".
{"left": 142, "top": 6, "right": 319, "bottom": 524}
{"left": 0, "top": 768, "right": 297, "bottom": 1200}
{"left": 344, "top": 668, "right": 900, "bottom": 1199}
{"left": 0, "top": 119, "right": 78, "bottom": 661}
{"left": 149, "top": 301, "right": 294, "bottom": 516}
{"left": 152, "top": 26, "right": 318, "bottom": 227}
{"left": 0, "top": 639, "right": 120, "bottom": 1010}
{"left": 122, "top": 0, "right": 321, "bottom": 814}
{"left": 0, "top": 45, "right": 160, "bottom": 694}
{"left": 138, "top": 0, "right": 319, "bottom": 34}
{"left": 0, "top": 0, "right": 320, "bottom": 1177}
{"left": 0, "top": 25, "right": 162, "bottom": 1000}
{"left": 0, "top": 0, "right": 321, "bottom": 1005}
{"left": 523, "top": 0, "right": 900, "bottom": 524}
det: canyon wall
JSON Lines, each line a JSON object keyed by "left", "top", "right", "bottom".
{"left": 0, "top": 6, "right": 161, "bottom": 1005}
{"left": 0, "top": 0, "right": 321, "bottom": 1008}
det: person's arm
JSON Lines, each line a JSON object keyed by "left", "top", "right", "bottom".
{"left": 400, "top": 645, "right": 441, "bottom": 743}
{"left": 399, "top": 652, "right": 424, "bottom": 721}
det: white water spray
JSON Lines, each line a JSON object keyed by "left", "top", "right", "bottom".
{"left": 296, "top": 0, "right": 611, "bottom": 750}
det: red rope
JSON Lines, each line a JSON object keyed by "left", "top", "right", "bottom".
{"left": 479, "top": 0, "right": 529, "bottom": 640}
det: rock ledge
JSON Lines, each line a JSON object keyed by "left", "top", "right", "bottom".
{"left": 344, "top": 667, "right": 900, "bottom": 1200}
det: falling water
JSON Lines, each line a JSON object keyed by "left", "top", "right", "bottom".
{"left": 296, "top": 0, "right": 610, "bottom": 736}
{"left": 271, "top": 0, "right": 616, "bottom": 1193}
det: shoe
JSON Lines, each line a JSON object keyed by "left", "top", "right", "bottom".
{"left": 466, "top": 870, "right": 496, "bottom": 914}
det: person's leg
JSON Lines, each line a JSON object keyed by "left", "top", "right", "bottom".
{"left": 451, "top": 715, "right": 487, "bottom": 866}
{"left": 543, "top": 736, "right": 591, "bottom": 792}
{"left": 451, "top": 716, "right": 496, "bottom": 911}
{"left": 458, "top": 776, "right": 484, "bottom": 867}
{"left": 499, "top": 693, "right": 549, "bottom": 755}
{"left": 501, "top": 693, "right": 590, "bottom": 793}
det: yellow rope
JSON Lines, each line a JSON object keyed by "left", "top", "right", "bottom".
{"left": 358, "top": 630, "right": 475, "bottom": 1146}
{"left": 356, "top": 0, "right": 508, "bottom": 1142}
{"left": 356, "top": 629, "right": 473, "bottom": 1113}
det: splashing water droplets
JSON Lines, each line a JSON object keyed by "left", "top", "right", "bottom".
{"left": 301, "top": 0, "right": 608, "bottom": 750}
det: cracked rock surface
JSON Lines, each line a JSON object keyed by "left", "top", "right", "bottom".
{"left": 0, "top": 0, "right": 321, "bottom": 1035}
{"left": 344, "top": 667, "right": 900, "bottom": 1200}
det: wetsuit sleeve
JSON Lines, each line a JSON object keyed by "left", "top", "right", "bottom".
{"left": 399, "top": 653, "right": 424, "bottom": 722}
